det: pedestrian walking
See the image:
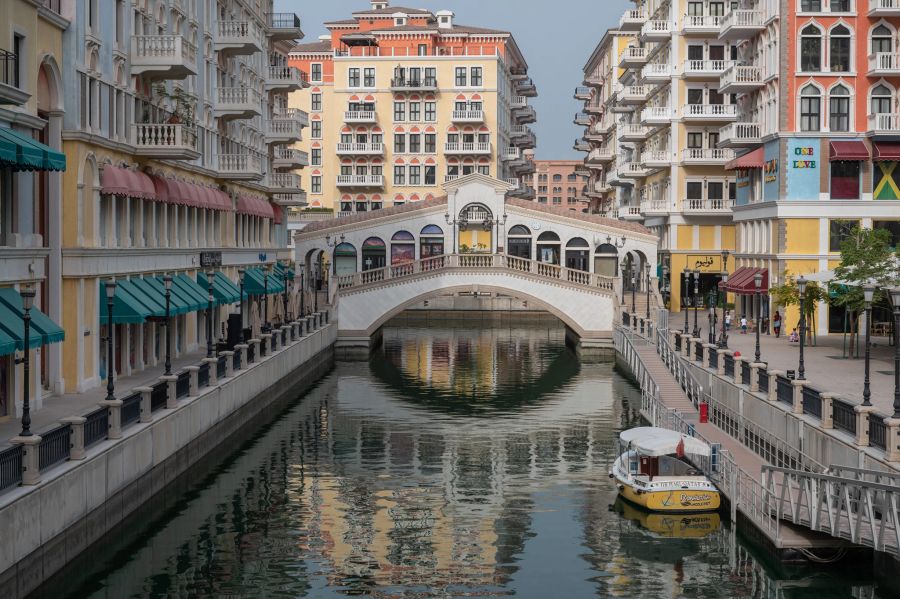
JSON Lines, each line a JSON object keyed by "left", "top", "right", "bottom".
{"left": 773, "top": 311, "right": 781, "bottom": 338}
{"left": 725, "top": 311, "right": 732, "bottom": 331}
{"left": 740, "top": 315, "right": 748, "bottom": 334}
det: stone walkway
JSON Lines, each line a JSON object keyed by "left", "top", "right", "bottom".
{"left": 670, "top": 310, "right": 899, "bottom": 417}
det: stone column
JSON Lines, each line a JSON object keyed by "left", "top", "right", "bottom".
{"left": 161, "top": 374, "right": 179, "bottom": 408}
{"left": 203, "top": 357, "right": 218, "bottom": 386}
{"left": 11, "top": 435, "right": 42, "bottom": 485}
{"left": 260, "top": 333, "right": 272, "bottom": 356}
{"left": 682, "top": 336, "right": 692, "bottom": 358}
{"left": 855, "top": 405, "right": 878, "bottom": 447}
{"left": 234, "top": 344, "right": 248, "bottom": 369}
{"left": 249, "top": 339, "right": 260, "bottom": 362}
{"left": 185, "top": 366, "right": 200, "bottom": 397}
{"left": 767, "top": 370, "right": 784, "bottom": 403}
{"left": 884, "top": 418, "right": 900, "bottom": 462}
{"left": 715, "top": 348, "right": 726, "bottom": 375}
{"left": 819, "top": 392, "right": 836, "bottom": 429}
{"left": 792, "top": 380, "right": 805, "bottom": 414}
{"left": 134, "top": 386, "right": 154, "bottom": 423}
{"left": 61, "top": 416, "right": 87, "bottom": 460}
{"left": 733, "top": 356, "right": 743, "bottom": 385}
{"left": 99, "top": 398, "right": 124, "bottom": 439}
{"left": 221, "top": 351, "right": 235, "bottom": 378}
{"left": 749, "top": 363, "right": 765, "bottom": 393}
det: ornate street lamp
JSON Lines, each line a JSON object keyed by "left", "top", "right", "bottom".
{"left": 719, "top": 271, "right": 729, "bottom": 348}
{"left": 237, "top": 268, "right": 246, "bottom": 342}
{"left": 163, "top": 275, "right": 173, "bottom": 375}
{"left": 16, "top": 287, "right": 36, "bottom": 436}
{"left": 263, "top": 263, "right": 272, "bottom": 331}
{"left": 105, "top": 280, "right": 117, "bottom": 402}
{"left": 299, "top": 269, "right": 305, "bottom": 317}
{"left": 683, "top": 267, "right": 690, "bottom": 334}
{"left": 645, "top": 263, "right": 651, "bottom": 321}
{"left": 862, "top": 285, "right": 876, "bottom": 407}
{"left": 708, "top": 294, "right": 716, "bottom": 345}
{"left": 692, "top": 269, "right": 701, "bottom": 338}
{"left": 754, "top": 272, "right": 764, "bottom": 363}
{"left": 797, "top": 275, "right": 808, "bottom": 380}
{"left": 631, "top": 264, "right": 637, "bottom": 313}
{"left": 621, "top": 259, "right": 628, "bottom": 305}
{"left": 206, "top": 269, "right": 215, "bottom": 358}
{"left": 890, "top": 287, "right": 900, "bottom": 418}
{"left": 606, "top": 234, "right": 627, "bottom": 248}
{"left": 282, "top": 267, "right": 290, "bottom": 323}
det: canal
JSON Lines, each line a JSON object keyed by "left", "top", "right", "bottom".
{"left": 33, "top": 320, "right": 888, "bottom": 598}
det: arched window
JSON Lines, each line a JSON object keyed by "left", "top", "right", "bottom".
{"left": 800, "top": 25, "right": 822, "bottom": 72}
{"left": 800, "top": 84, "right": 821, "bottom": 132}
{"left": 829, "top": 84, "right": 850, "bottom": 132}
{"left": 537, "top": 231, "right": 560, "bottom": 242}
{"left": 420, "top": 224, "right": 443, "bottom": 235}
{"left": 871, "top": 84, "right": 893, "bottom": 115}
{"left": 871, "top": 24, "right": 893, "bottom": 55}
{"left": 829, "top": 25, "right": 851, "bottom": 73}
{"left": 508, "top": 225, "right": 531, "bottom": 235}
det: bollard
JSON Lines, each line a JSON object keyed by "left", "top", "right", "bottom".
{"left": 855, "top": 405, "right": 877, "bottom": 447}
{"left": 61, "top": 416, "right": 87, "bottom": 459}
{"left": 819, "top": 392, "right": 836, "bottom": 429}
{"left": 134, "top": 386, "right": 154, "bottom": 423}
{"left": 99, "top": 398, "right": 124, "bottom": 439}
{"left": 161, "top": 374, "right": 179, "bottom": 408}
{"left": 11, "top": 435, "right": 42, "bottom": 485}
{"left": 203, "top": 357, "right": 219, "bottom": 386}
{"left": 221, "top": 351, "right": 235, "bottom": 378}
{"left": 733, "top": 356, "right": 743, "bottom": 385}
{"left": 791, "top": 381, "right": 805, "bottom": 414}
{"left": 185, "top": 366, "right": 200, "bottom": 397}
{"left": 714, "top": 348, "right": 726, "bottom": 374}
{"left": 749, "top": 363, "right": 765, "bottom": 393}
{"left": 260, "top": 333, "right": 272, "bottom": 356}
{"left": 884, "top": 418, "right": 900, "bottom": 462}
{"left": 766, "top": 370, "right": 784, "bottom": 403}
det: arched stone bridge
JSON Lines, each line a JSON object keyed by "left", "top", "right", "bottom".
{"left": 293, "top": 174, "right": 659, "bottom": 355}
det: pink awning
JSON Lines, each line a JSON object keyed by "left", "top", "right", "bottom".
{"left": 237, "top": 195, "right": 275, "bottom": 218}
{"left": 273, "top": 204, "right": 283, "bottom": 224}
{"left": 724, "top": 147, "right": 764, "bottom": 170}
{"left": 100, "top": 165, "right": 157, "bottom": 199}
{"left": 150, "top": 176, "right": 176, "bottom": 204}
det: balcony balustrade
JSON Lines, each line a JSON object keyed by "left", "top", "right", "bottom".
{"left": 869, "top": 0, "right": 900, "bottom": 15}
{"left": 641, "top": 20, "right": 673, "bottom": 41}
{"left": 643, "top": 150, "right": 671, "bottom": 167}
{"left": 215, "top": 87, "right": 262, "bottom": 120}
{"left": 336, "top": 142, "right": 384, "bottom": 155}
{"left": 642, "top": 63, "right": 673, "bottom": 83}
{"left": 620, "top": 85, "right": 649, "bottom": 105}
{"left": 510, "top": 125, "right": 536, "bottom": 149}
{"left": 586, "top": 147, "right": 614, "bottom": 164}
{"left": 620, "top": 161, "right": 650, "bottom": 179}
{"left": 451, "top": 109, "right": 484, "bottom": 122}
{"left": 218, "top": 153, "right": 263, "bottom": 180}
{"left": 131, "top": 35, "right": 197, "bottom": 79}
{"left": 641, "top": 106, "right": 674, "bottom": 124}
{"left": 641, "top": 199, "right": 669, "bottom": 214}
{"left": 573, "top": 138, "right": 590, "bottom": 152}
{"left": 268, "top": 172, "right": 301, "bottom": 193}
{"left": 574, "top": 86, "right": 592, "bottom": 100}
{"left": 131, "top": 123, "right": 200, "bottom": 160}
{"left": 619, "top": 45, "right": 648, "bottom": 68}
{"left": 622, "top": 205, "right": 644, "bottom": 220}
{"left": 336, "top": 174, "right": 384, "bottom": 187}
{"left": 266, "top": 112, "right": 304, "bottom": 144}
{"left": 216, "top": 20, "right": 263, "bottom": 55}
{"left": 869, "top": 112, "right": 900, "bottom": 134}
{"left": 682, "top": 103, "right": 737, "bottom": 121}
{"left": 445, "top": 142, "right": 491, "bottom": 155}
{"left": 574, "top": 112, "right": 592, "bottom": 126}
{"left": 0, "top": 49, "right": 29, "bottom": 105}
{"left": 719, "top": 65, "right": 763, "bottom": 94}
{"left": 273, "top": 147, "right": 309, "bottom": 169}
{"left": 719, "top": 10, "right": 764, "bottom": 40}
{"left": 718, "top": 122, "right": 761, "bottom": 146}
{"left": 273, "top": 192, "right": 307, "bottom": 207}
{"left": 683, "top": 59, "right": 733, "bottom": 78}
{"left": 683, "top": 198, "right": 734, "bottom": 213}
{"left": 682, "top": 14, "right": 723, "bottom": 35}
{"left": 619, "top": 8, "right": 646, "bottom": 30}
{"left": 619, "top": 123, "right": 650, "bottom": 141}
{"left": 869, "top": 52, "right": 900, "bottom": 75}
{"left": 267, "top": 12, "right": 303, "bottom": 41}
{"left": 681, "top": 147, "right": 734, "bottom": 164}
{"left": 265, "top": 65, "right": 306, "bottom": 92}
{"left": 516, "top": 77, "right": 537, "bottom": 97}
{"left": 390, "top": 77, "right": 438, "bottom": 91}
{"left": 515, "top": 105, "right": 537, "bottom": 123}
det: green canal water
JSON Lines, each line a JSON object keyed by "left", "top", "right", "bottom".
{"left": 32, "top": 321, "right": 888, "bottom": 598}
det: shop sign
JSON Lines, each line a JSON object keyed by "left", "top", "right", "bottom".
{"left": 200, "top": 251, "right": 222, "bottom": 267}
{"left": 686, "top": 255, "right": 722, "bottom": 272}
{"left": 786, "top": 139, "right": 821, "bottom": 200}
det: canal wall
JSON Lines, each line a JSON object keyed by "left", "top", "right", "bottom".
{"left": 0, "top": 323, "right": 337, "bottom": 598}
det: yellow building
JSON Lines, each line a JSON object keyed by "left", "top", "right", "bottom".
{"left": 288, "top": 1, "right": 536, "bottom": 216}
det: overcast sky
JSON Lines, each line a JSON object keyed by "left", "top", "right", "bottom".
{"left": 276, "top": 0, "right": 631, "bottom": 159}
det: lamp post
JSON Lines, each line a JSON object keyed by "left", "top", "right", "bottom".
{"left": 105, "top": 280, "right": 117, "bottom": 402}
{"left": 313, "top": 260, "right": 319, "bottom": 313}
{"left": 862, "top": 285, "right": 876, "bottom": 407}
{"left": 662, "top": 264, "right": 669, "bottom": 307}
{"left": 645, "top": 263, "right": 651, "bottom": 321}
{"left": 263, "top": 263, "right": 271, "bottom": 331}
{"left": 163, "top": 275, "right": 173, "bottom": 375}
{"left": 692, "top": 269, "right": 701, "bottom": 338}
{"left": 621, "top": 259, "right": 628, "bottom": 305}
{"left": 631, "top": 264, "right": 636, "bottom": 313}
{"left": 754, "top": 272, "right": 763, "bottom": 363}
{"left": 282, "top": 268, "right": 290, "bottom": 322}
{"left": 890, "top": 287, "right": 900, "bottom": 418}
{"left": 708, "top": 294, "right": 715, "bottom": 345}
{"left": 719, "top": 271, "right": 729, "bottom": 348}
{"left": 206, "top": 269, "right": 215, "bottom": 358}
{"left": 299, "top": 270, "right": 305, "bottom": 317}
{"left": 445, "top": 211, "right": 469, "bottom": 254}
{"left": 17, "top": 287, "right": 36, "bottom": 436}
{"left": 683, "top": 267, "right": 690, "bottom": 334}
{"left": 237, "top": 269, "right": 246, "bottom": 342}
{"left": 797, "top": 275, "right": 808, "bottom": 380}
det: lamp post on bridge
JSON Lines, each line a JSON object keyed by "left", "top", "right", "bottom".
{"left": 206, "top": 270, "right": 215, "bottom": 358}
{"left": 16, "top": 286, "right": 35, "bottom": 436}
{"left": 719, "top": 271, "right": 729, "bottom": 348}
{"left": 692, "top": 269, "right": 701, "bottom": 338}
{"left": 645, "top": 262, "right": 651, "bottom": 322}
{"left": 889, "top": 287, "right": 900, "bottom": 418}
{"left": 104, "top": 280, "right": 117, "bottom": 402}
{"left": 325, "top": 234, "right": 345, "bottom": 309}
{"left": 621, "top": 259, "right": 628, "bottom": 306}
{"left": 797, "top": 275, "right": 808, "bottom": 380}
{"left": 631, "top": 263, "right": 636, "bottom": 314}
{"left": 863, "top": 285, "right": 876, "bottom": 407}
{"left": 237, "top": 269, "right": 246, "bottom": 343}
{"left": 754, "top": 272, "right": 763, "bottom": 363}
{"left": 445, "top": 211, "right": 469, "bottom": 255}
{"left": 164, "top": 275, "right": 173, "bottom": 374}
{"left": 683, "top": 267, "right": 690, "bottom": 334}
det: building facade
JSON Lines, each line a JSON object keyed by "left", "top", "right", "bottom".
{"left": 287, "top": 0, "right": 537, "bottom": 217}
{"left": 531, "top": 159, "right": 588, "bottom": 207}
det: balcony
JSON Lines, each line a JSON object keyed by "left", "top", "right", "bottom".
{"left": 642, "top": 63, "right": 674, "bottom": 84}
{"left": 510, "top": 95, "right": 527, "bottom": 109}
{"left": 501, "top": 146, "right": 521, "bottom": 161}
{"left": 265, "top": 65, "right": 306, "bottom": 92}
{"left": 215, "top": 87, "right": 262, "bottom": 120}
{"left": 515, "top": 104, "right": 537, "bottom": 124}
{"left": 130, "top": 35, "right": 197, "bottom": 79}
{"left": 619, "top": 85, "right": 649, "bottom": 105}
{"left": 218, "top": 153, "right": 263, "bottom": 181}
{"left": 584, "top": 101, "right": 604, "bottom": 115}
{"left": 268, "top": 172, "right": 302, "bottom": 194}
{"left": 336, "top": 174, "right": 384, "bottom": 188}
{"left": 390, "top": 77, "right": 438, "bottom": 91}
{"left": 445, "top": 142, "right": 492, "bottom": 155}
{"left": 718, "top": 122, "right": 761, "bottom": 147}
{"left": 681, "top": 147, "right": 735, "bottom": 165}
{"left": 683, "top": 59, "right": 733, "bottom": 79}
{"left": 266, "top": 112, "right": 304, "bottom": 144}
{"left": 643, "top": 150, "right": 671, "bottom": 168}
{"left": 273, "top": 147, "right": 309, "bottom": 170}
{"left": 267, "top": 12, "right": 303, "bottom": 41}
{"left": 215, "top": 20, "right": 263, "bottom": 55}
{"left": 641, "top": 199, "right": 669, "bottom": 215}
{"left": 682, "top": 14, "right": 723, "bottom": 36}
{"left": 574, "top": 86, "right": 592, "bottom": 101}
{"left": 516, "top": 77, "right": 537, "bottom": 97}
{"left": 573, "top": 138, "right": 590, "bottom": 152}
{"left": 451, "top": 109, "right": 484, "bottom": 122}
{"left": 641, "top": 20, "right": 673, "bottom": 41}
{"left": 719, "top": 10, "right": 764, "bottom": 41}
{"left": 619, "top": 8, "right": 646, "bottom": 31}
{"left": 641, "top": 106, "right": 673, "bottom": 124}
{"left": 584, "top": 73, "right": 605, "bottom": 88}
{"left": 719, "top": 65, "right": 763, "bottom": 94}
{"left": 273, "top": 192, "right": 308, "bottom": 207}
{"left": 681, "top": 103, "right": 737, "bottom": 121}
{"left": 620, "top": 161, "right": 650, "bottom": 179}
{"left": 586, "top": 147, "right": 614, "bottom": 165}
{"left": 683, "top": 198, "right": 734, "bottom": 214}
{"left": 869, "top": 0, "right": 900, "bottom": 15}
{"left": 131, "top": 123, "right": 200, "bottom": 160}
{"left": 344, "top": 110, "right": 377, "bottom": 124}
{"left": 869, "top": 52, "right": 900, "bottom": 76}
{"left": 0, "top": 49, "right": 29, "bottom": 105}
{"left": 868, "top": 112, "right": 900, "bottom": 134}
{"left": 619, "top": 46, "right": 648, "bottom": 69}
{"left": 621, "top": 205, "right": 644, "bottom": 220}
{"left": 510, "top": 125, "right": 536, "bottom": 149}
{"left": 574, "top": 112, "right": 592, "bottom": 127}
{"left": 619, "top": 123, "right": 650, "bottom": 142}
{"left": 336, "top": 142, "right": 384, "bottom": 155}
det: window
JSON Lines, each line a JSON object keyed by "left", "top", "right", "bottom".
{"left": 418, "top": 44, "right": 428, "bottom": 56}
{"left": 470, "top": 67, "right": 482, "bottom": 86}
{"left": 538, "top": 196, "right": 547, "bottom": 204}
{"left": 686, "top": 181, "right": 703, "bottom": 199}
{"left": 800, "top": 0, "right": 821, "bottom": 10}
{"left": 871, "top": 84, "right": 892, "bottom": 114}
{"left": 568, "top": 173, "right": 577, "bottom": 181}
{"left": 410, "top": 166, "right": 421, "bottom": 185}
{"left": 831, "top": 0, "right": 850, "bottom": 10}
{"left": 409, "top": 102, "right": 421, "bottom": 121}
{"left": 425, "top": 101, "right": 436, "bottom": 121}
{"left": 394, "top": 101, "right": 405, "bottom": 121}
{"left": 477, "top": 165, "right": 489, "bottom": 175}
{"left": 311, "top": 93, "right": 322, "bottom": 111}
{"left": 800, "top": 85, "right": 821, "bottom": 132}
{"left": 311, "top": 148, "right": 322, "bottom": 166}
{"left": 12, "top": 35, "right": 23, "bottom": 88}
{"left": 552, "top": 174, "right": 562, "bottom": 182}
{"left": 341, "top": 165, "right": 352, "bottom": 176}
{"left": 364, "top": 68, "right": 375, "bottom": 87}
{"left": 425, "top": 134, "right": 436, "bottom": 153}
{"left": 425, "top": 67, "right": 436, "bottom": 86}
{"left": 311, "top": 120, "right": 322, "bottom": 138}
{"left": 874, "top": 221, "right": 900, "bottom": 248}
{"left": 872, "top": 25, "right": 892, "bottom": 55}
{"left": 800, "top": 25, "right": 822, "bottom": 72}
{"left": 831, "top": 161, "right": 860, "bottom": 199}
{"left": 395, "top": 17, "right": 406, "bottom": 26}
{"left": 455, "top": 67, "right": 467, "bottom": 86}
{"left": 829, "top": 84, "right": 850, "bottom": 131}
{"left": 687, "top": 131, "right": 703, "bottom": 148}
{"left": 552, "top": 197, "right": 561, "bottom": 205}
{"left": 425, "top": 166, "right": 436, "bottom": 185}
{"left": 829, "top": 25, "right": 851, "bottom": 72}
{"left": 348, "top": 68, "right": 360, "bottom": 87}
{"left": 829, "top": 219, "right": 859, "bottom": 251}
{"left": 409, "top": 134, "right": 421, "bottom": 153}
{"left": 311, "top": 63, "right": 322, "bottom": 81}
{"left": 394, "top": 165, "right": 406, "bottom": 185}
{"left": 394, "top": 133, "right": 406, "bottom": 153}
{"left": 311, "top": 176, "right": 322, "bottom": 194}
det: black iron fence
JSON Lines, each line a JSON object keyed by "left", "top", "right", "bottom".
{"left": 694, "top": 342, "right": 703, "bottom": 362}
{"left": 622, "top": 312, "right": 630, "bottom": 327}
{"left": 217, "top": 354, "right": 227, "bottom": 379}
{"left": 0, "top": 445, "right": 23, "bottom": 491}
{"left": 121, "top": 392, "right": 142, "bottom": 427}
{"left": 801, "top": 386, "right": 822, "bottom": 419}
{"left": 675, "top": 334, "right": 682, "bottom": 351}
{"left": 150, "top": 381, "right": 168, "bottom": 411}
{"left": 833, "top": 399, "right": 857, "bottom": 435}
{"left": 198, "top": 362, "right": 210, "bottom": 389}
{"left": 741, "top": 360, "right": 751, "bottom": 385}
{"left": 775, "top": 375, "right": 793, "bottom": 406}
{"left": 870, "top": 416, "right": 887, "bottom": 450}
{"left": 247, "top": 343, "right": 256, "bottom": 363}
{"left": 723, "top": 353, "right": 734, "bottom": 377}
{"left": 84, "top": 407, "right": 109, "bottom": 447}
{"left": 176, "top": 371, "right": 190, "bottom": 398}
{"left": 38, "top": 424, "right": 71, "bottom": 471}
{"left": 233, "top": 350, "right": 242, "bottom": 371}
{"left": 757, "top": 367, "right": 769, "bottom": 393}
{"left": 709, "top": 349, "right": 718, "bottom": 369}
{"left": 0, "top": 49, "right": 19, "bottom": 88}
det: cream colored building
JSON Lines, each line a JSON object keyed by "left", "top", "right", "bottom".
{"left": 288, "top": 1, "right": 536, "bottom": 217}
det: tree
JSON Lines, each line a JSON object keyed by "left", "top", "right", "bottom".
{"left": 832, "top": 226, "right": 898, "bottom": 355}
{"left": 769, "top": 274, "right": 829, "bottom": 345}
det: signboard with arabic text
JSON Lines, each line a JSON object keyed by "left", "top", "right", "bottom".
{"left": 685, "top": 255, "right": 723, "bottom": 272}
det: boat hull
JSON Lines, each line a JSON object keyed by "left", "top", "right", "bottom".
{"left": 618, "top": 483, "right": 720, "bottom": 513}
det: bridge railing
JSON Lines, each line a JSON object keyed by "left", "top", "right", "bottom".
{"left": 335, "top": 253, "right": 618, "bottom": 293}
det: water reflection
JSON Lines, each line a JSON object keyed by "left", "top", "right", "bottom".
{"left": 34, "top": 322, "right": 889, "bottom": 599}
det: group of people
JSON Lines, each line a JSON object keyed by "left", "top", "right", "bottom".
{"left": 724, "top": 309, "right": 800, "bottom": 342}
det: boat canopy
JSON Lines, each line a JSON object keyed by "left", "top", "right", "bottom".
{"left": 619, "top": 427, "right": 712, "bottom": 457}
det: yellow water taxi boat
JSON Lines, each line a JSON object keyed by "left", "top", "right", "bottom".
{"left": 610, "top": 427, "right": 721, "bottom": 513}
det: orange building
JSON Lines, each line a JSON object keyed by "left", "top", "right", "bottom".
{"left": 531, "top": 160, "right": 589, "bottom": 208}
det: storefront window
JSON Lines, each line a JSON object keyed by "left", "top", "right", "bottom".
{"left": 830, "top": 161, "right": 859, "bottom": 199}
{"left": 829, "top": 219, "right": 859, "bottom": 251}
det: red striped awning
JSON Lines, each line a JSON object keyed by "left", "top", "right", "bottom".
{"left": 829, "top": 140, "right": 869, "bottom": 161}
{"left": 719, "top": 267, "right": 768, "bottom": 294}
{"left": 236, "top": 195, "right": 275, "bottom": 218}
{"left": 873, "top": 142, "right": 900, "bottom": 162}
{"left": 724, "top": 147, "right": 764, "bottom": 170}
{"left": 273, "top": 204, "right": 283, "bottom": 225}
{"left": 100, "top": 165, "right": 157, "bottom": 199}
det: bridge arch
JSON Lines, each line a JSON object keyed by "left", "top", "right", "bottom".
{"left": 595, "top": 243, "right": 619, "bottom": 277}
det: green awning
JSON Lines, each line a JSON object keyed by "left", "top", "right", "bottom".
{"left": 0, "top": 127, "right": 66, "bottom": 171}
{"left": 166, "top": 276, "right": 204, "bottom": 312}
{"left": 99, "top": 281, "right": 151, "bottom": 324}
{"left": 0, "top": 327, "right": 16, "bottom": 356}
{"left": 175, "top": 274, "right": 210, "bottom": 310}
{"left": 243, "top": 267, "right": 285, "bottom": 295}
{"left": 0, "top": 301, "right": 42, "bottom": 352}
{"left": 198, "top": 272, "right": 241, "bottom": 305}
{"left": 136, "top": 277, "right": 192, "bottom": 316}
{"left": 272, "top": 262, "right": 296, "bottom": 280}
{"left": 0, "top": 288, "right": 65, "bottom": 348}
{"left": 118, "top": 279, "right": 166, "bottom": 318}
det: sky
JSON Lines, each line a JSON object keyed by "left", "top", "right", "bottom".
{"left": 275, "top": 0, "right": 631, "bottom": 160}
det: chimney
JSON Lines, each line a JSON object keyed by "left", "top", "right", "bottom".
{"left": 436, "top": 10, "right": 454, "bottom": 29}
{"left": 371, "top": 0, "right": 389, "bottom": 9}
